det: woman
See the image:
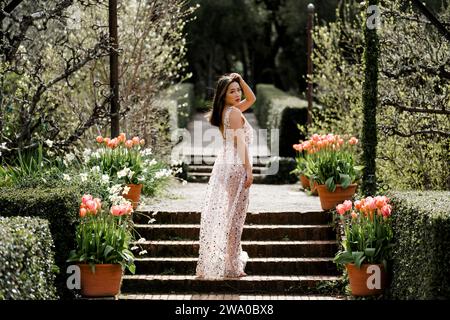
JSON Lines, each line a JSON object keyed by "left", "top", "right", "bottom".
{"left": 195, "top": 73, "right": 256, "bottom": 279}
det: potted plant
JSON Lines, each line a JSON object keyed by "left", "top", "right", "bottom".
{"left": 291, "top": 144, "right": 317, "bottom": 195}
{"left": 333, "top": 196, "right": 394, "bottom": 296}
{"left": 92, "top": 133, "right": 146, "bottom": 209}
{"left": 305, "top": 134, "right": 363, "bottom": 210}
{"left": 67, "top": 194, "right": 136, "bottom": 297}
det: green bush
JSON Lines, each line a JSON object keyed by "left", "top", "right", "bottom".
{"left": 0, "top": 216, "right": 57, "bottom": 300}
{"left": 255, "top": 84, "right": 309, "bottom": 157}
{"left": 261, "top": 157, "right": 298, "bottom": 184}
{"left": 388, "top": 191, "right": 450, "bottom": 299}
{"left": 0, "top": 187, "right": 80, "bottom": 299}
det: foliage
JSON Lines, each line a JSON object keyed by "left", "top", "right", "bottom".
{"left": 334, "top": 196, "right": 394, "bottom": 269}
{"left": 387, "top": 190, "right": 450, "bottom": 299}
{"left": 255, "top": 84, "right": 309, "bottom": 157}
{"left": 67, "top": 195, "right": 136, "bottom": 274}
{"left": 0, "top": 187, "right": 79, "bottom": 299}
{"left": 310, "top": 0, "right": 450, "bottom": 190}
{"left": 0, "top": 216, "right": 58, "bottom": 300}
{"left": 0, "top": 0, "right": 196, "bottom": 158}
{"left": 295, "top": 134, "right": 363, "bottom": 191}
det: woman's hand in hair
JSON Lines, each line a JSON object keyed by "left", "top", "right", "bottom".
{"left": 230, "top": 73, "right": 242, "bottom": 82}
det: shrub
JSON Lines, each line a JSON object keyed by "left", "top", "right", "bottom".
{"left": 261, "top": 157, "right": 298, "bottom": 184}
{"left": 0, "top": 187, "right": 79, "bottom": 299}
{"left": 0, "top": 216, "right": 57, "bottom": 300}
{"left": 388, "top": 191, "right": 450, "bottom": 299}
{"left": 255, "top": 84, "right": 309, "bottom": 157}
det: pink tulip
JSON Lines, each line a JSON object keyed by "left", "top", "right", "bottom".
{"left": 94, "top": 198, "right": 102, "bottom": 210}
{"left": 351, "top": 211, "right": 358, "bottom": 219}
{"left": 336, "top": 204, "right": 346, "bottom": 215}
{"left": 118, "top": 133, "right": 126, "bottom": 143}
{"left": 125, "top": 140, "right": 134, "bottom": 149}
{"left": 349, "top": 137, "right": 358, "bottom": 145}
{"left": 132, "top": 136, "right": 140, "bottom": 145}
{"left": 82, "top": 194, "right": 93, "bottom": 205}
{"left": 96, "top": 136, "right": 103, "bottom": 143}
{"left": 110, "top": 205, "right": 123, "bottom": 216}
{"left": 85, "top": 200, "right": 97, "bottom": 213}
{"left": 381, "top": 205, "right": 392, "bottom": 218}
{"left": 343, "top": 200, "right": 353, "bottom": 211}
{"left": 79, "top": 208, "right": 87, "bottom": 218}
{"left": 140, "top": 139, "right": 145, "bottom": 146}
{"left": 354, "top": 200, "right": 362, "bottom": 210}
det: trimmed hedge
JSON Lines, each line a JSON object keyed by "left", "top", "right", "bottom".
{"left": 164, "top": 83, "right": 195, "bottom": 130}
{"left": 254, "top": 84, "right": 309, "bottom": 157}
{"left": 0, "top": 216, "right": 57, "bottom": 300}
{"left": 388, "top": 191, "right": 450, "bottom": 299}
{"left": 0, "top": 187, "right": 79, "bottom": 299}
{"left": 261, "top": 157, "right": 298, "bottom": 184}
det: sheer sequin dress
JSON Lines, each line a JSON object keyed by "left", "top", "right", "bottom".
{"left": 196, "top": 106, "right": 254, "bottom": 279}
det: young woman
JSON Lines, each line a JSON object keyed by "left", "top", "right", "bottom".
{"left": 195, "top": 73, "right": 256, "bottom": 279}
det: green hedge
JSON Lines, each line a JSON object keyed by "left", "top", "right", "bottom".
{"left": 255, "top": 84, "right": 308, "bottom": 157}
{"left": 0, "top": 216, "right": 57, "bottom": 300}
{"left": 164, "top": 83, "right": 195, "bottom": 130}
{"left": 261, "top": 157, "right": 298, "bottom": 184}
{"left": 0, "top": 187, "right": 79, "bottom": 299}
{"left": 388, "top": 191, "right": 450, "bottom": 299}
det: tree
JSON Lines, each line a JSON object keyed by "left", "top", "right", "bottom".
{"left": 361, "top": 0, "right": 379, "bottom": 196}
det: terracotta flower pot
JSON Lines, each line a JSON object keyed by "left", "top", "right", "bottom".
{"left": 79, "top": 264, "right": 123, "bottom": 297}
{"left": 123, "top": 183, "right": 143, "bottom": 209}
{"left": 346, "top": 263, "right": 388, "bottom": 296}
{"left": 300, "top": 175, "right": 310, "bottom": 189}
{"left": 316, "top": 184, "right": 357, "bottom": 210}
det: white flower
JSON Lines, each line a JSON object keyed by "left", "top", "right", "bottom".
{"left": 91, "top": 151, "right": 100, "bottom": 159}
{"left": 155, "top": 169, "right": 172, "bottom": 179}
{"left": 182, "top": 180, "right": 188, "bottom": 186}
{"left": 148, "top": 218, "right": 156, "bottom": 224}
{"left": 63, "top": 174, "right": 71, "bottom": 181}
{"left": 117, "top": 168, "right": 130, "bottom": 179}
{"left": 90, "top": 166, "right": 100, "bottom": 173}
{"left": 145, "top": 158, "right": 158, "bottom": 166}
{"left": 0, "top": 142, "right": 7, "bottom": 149}
{"left": 79, "top": 173, "right": 88, "bottom": 182}
{"left": 137, "top": 237, "right": 147, "bottom": 243}
{"left": 171, "top": 159, "right": 183, "bottom": 166}
{"left": 82, "top": 148, "right": 92, "bottom": 160}
{"left": 122, "top": 186, "right": 130, "bottom": 195}
{"left": 101, "top": 174, "right": 110, "bottom": 184}
{"left": 44, "top": 139, "right": 53, "bottom": 148}
{"left": 152, "top": 211, "right": 158, "bottom": 216}
{"left": 109, "top": 184, "right": 123, "bottom": 196}
{"left": 138, "top": 250, "right": 148, "bottom": 256}
{"left": 130, "top": 246, "right": 139, "bottom": 251}
{"left": 65, "top": 153, "right": 75, "bottom": 163}
{"left": 140, "top": 148, "right": 152, "bottom": 157}
{"left": 127, "top": 170, "right": 135, "bottom": 180}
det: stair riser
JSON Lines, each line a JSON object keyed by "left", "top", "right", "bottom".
{"left": 133, "top": 212, "right": 332, "bottom": 225}
{"left": 135, "top": 243, "right": 338, "bottom": 258}
{"left": 129, "top": 260, "right": 339, "bottom": 276}
{"left": 121, "top": 278, "right": 335, "bottom": 294}
{"left": 135, "top": 226, "right": 335, "bottom": 241}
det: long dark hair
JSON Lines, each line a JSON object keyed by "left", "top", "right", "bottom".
{"left": 208, "top": 74, "right": 240, "bottom": 128}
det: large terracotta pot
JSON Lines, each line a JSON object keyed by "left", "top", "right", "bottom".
{"left": 123, "top": 183, "right": 143, "bottom": 209}
{"left": 346, "top": 263, "right": 388, "bottom": 296}
{"left": 316, "top": 184, "right": 357, "bottom": 210}
{"left": 79, "top": 264, "right": 123, "bottom": 297}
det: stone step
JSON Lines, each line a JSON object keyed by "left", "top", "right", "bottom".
{"left": 129, "top": 257, "right": 339, "bottom": 276}
{"left": 187, "top": 172, "right": 266, "bottom": 184}
{"left": 121, "top": 274, "right": 342, "bottom": 294}
{"left": 188, "top": 165, "right": 267, "bottom": 174}
{"left": 119, "top": 293, "right": 345, "bottom": 300}
{"left": 132, "top": 240, "right": 338, "bottom": 258}
{"left": 185, "top": 155, "right": 272, "bottom": 166}
{"left": 133, "top": 211, "right": 332, "bottom": 225}
{"left": 134, "top": 224, "right": 335, "bottom": 241}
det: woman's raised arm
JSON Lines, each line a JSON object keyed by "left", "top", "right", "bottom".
{"left": 230, "top": 73, "right": 256, "bottom": 113}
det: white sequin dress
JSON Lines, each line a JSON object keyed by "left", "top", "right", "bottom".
{"left": 196, "top": 106, "right": 253, "bottom": 279}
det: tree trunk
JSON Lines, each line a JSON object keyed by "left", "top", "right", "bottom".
{"left": 361, "top": 0, "right": 379, "bottom": 196}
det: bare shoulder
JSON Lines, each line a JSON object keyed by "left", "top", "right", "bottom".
{"left": 229, "top": 107, "right": 244, "bottom": 129}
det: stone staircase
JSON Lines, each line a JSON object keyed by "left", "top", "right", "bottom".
{"left": 186, "top": 155, "right": 271, "bottom": 183}
{"left": 119, "top": 209, "right": 344, "bottom": 300}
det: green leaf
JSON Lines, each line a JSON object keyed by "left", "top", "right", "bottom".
{"left": 352, "top": 251, "right": 365, "bottom": 268}
{"left": 325, "top": 177, "right": 336, "bottom": 192}
{"left": 340, "top": 174, "right": 351, "bottom": 188}
{"left": 364, "top": 247, "right": 376, "bottom": 257}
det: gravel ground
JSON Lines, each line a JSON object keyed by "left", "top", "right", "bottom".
{"left": 140, "top": 181, "right": 322, "bottom": 213}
